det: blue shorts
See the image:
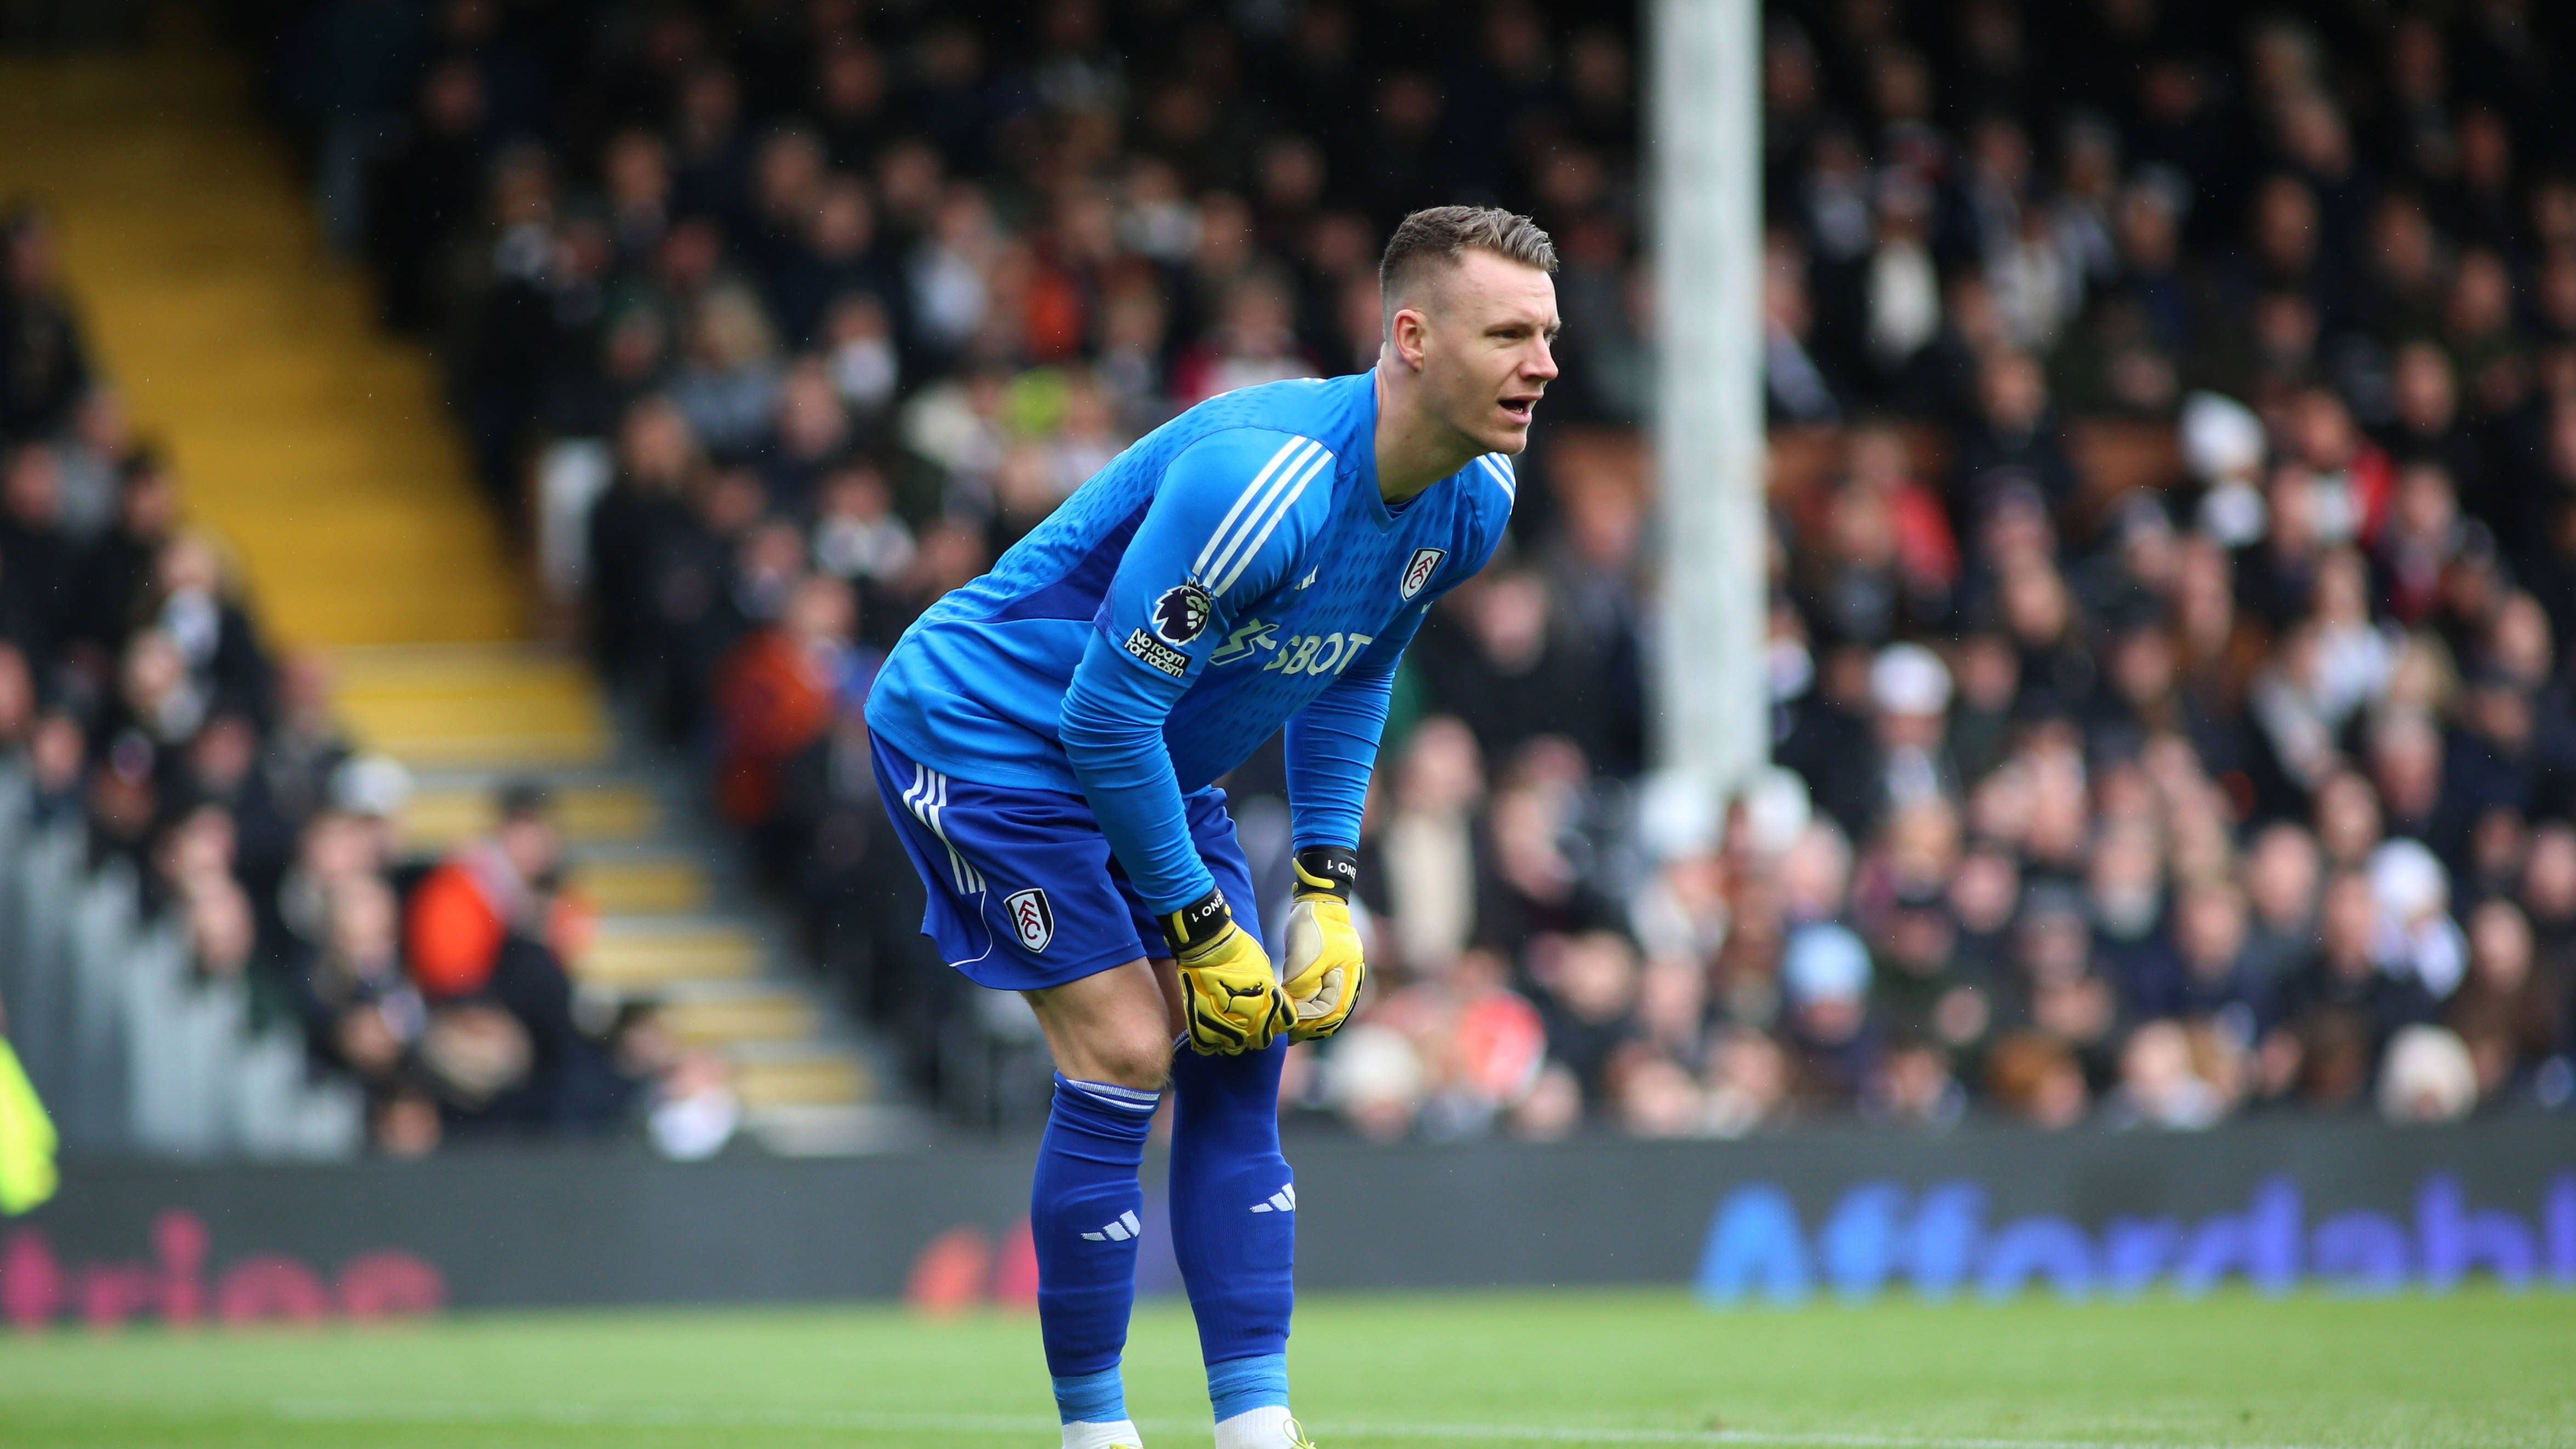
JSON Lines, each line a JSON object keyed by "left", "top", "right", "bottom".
{"left": 869, "top": 731, "right": 1260, "bottom": 992}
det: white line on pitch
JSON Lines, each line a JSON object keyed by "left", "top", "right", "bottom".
{"left": 1333, "top": 1428, "right": 2338, "bottom": 1449}
{"left": 269, "top": 1397, "right": 2372, "bottom": 1449}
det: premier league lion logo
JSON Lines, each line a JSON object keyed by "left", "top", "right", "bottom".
{"left": 1153, "top": 581, "right": 1214, "bottom": 644}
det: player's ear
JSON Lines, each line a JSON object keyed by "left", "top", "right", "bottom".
{"left": 1390, "top": 305, "right": 1429, "bottom": 371}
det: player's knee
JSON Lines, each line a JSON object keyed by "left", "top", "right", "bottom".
{"left": 1086, "top": 1023, "right": 1175, "bottom": 1092}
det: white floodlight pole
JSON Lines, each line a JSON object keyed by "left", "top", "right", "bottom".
{"left": 1649, "top": 0, "right": 1768, "bottom": 813}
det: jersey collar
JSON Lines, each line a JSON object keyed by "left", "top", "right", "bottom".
{"left": 1356, "top": 367, "right": 1403, "bottom": 532}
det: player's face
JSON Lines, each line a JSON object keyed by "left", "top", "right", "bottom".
{"left": 1421, "top": 252, "right": 1560, "bottom": 455}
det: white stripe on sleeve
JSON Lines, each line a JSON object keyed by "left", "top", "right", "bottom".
{"left": 1190, "top": 436, "right": 1312, "bottom": 578}
{"left": 1198, "top": 437, "right": 1325, "bottom": 588}
{"left": 1213, "top": 442, "right": 1335, "bottom": 595}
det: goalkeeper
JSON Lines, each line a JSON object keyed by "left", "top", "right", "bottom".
{"left": 864, "top": 206, "right": 1557, "bottom": 1449}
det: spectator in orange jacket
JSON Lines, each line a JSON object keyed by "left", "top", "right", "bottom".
{"left": 713, "top": 573, "right": 857, "bottom": 829}
{"left": 406, "top": 781, "right": 575, "bottom": 1000}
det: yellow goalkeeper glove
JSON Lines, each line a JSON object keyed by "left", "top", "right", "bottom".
{"left": 0, "top": 1039, "right": 58, "bottom": 1216}
{"left": 1161, "top": 888, "right": 1292, "bottom": 1056}
{"left": 1281, "top": 846, "right": 1366, "bottom": 1041}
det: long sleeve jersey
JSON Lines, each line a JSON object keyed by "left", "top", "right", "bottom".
{"left": 864, "top": 368, "right": 1517, "bottom": 912}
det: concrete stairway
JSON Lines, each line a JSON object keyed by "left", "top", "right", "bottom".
{"left": 0, "top": 37, "right": 908, "bottom": 1154}
{"left": 0, "top": 40, "right": 520, "bottom": 646}
{"left": 338, "top": 645, "right": 911, "bottom": 1155}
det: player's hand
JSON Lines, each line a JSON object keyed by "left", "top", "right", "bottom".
{"left": 1161, "top": 889, "right": 1292, "bottom": 1056}
{"left": 1281, "top": 846, "right": 1365, "bottom": 1042}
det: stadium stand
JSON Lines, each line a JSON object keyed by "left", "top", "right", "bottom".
{"left": 0, "top": 39, "right": 882, "bottom": 1158}
{"left": 4, "top": 1, "right": 2574, "bottom": 1153}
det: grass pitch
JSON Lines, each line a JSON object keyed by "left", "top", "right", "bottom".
{"left": 0, "top": 1287, "right": 2564, "bottom": 1449}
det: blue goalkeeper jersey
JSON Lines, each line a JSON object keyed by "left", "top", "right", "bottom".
{"left": 865, "top": 368, "right": 1516, "bottom": 911}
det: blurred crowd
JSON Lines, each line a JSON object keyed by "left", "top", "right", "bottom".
{"left": 0, "top": 201, "right": 717, "bottom": 1155}
{"left": 259, "top": 0, "right": 1649, "bottom": 1115}
{"left": 1336, "top": 0, "right": 2576, "bottom": 1138}
{"left": 257, "top": 0, "right": 2576, "bottom": 1138}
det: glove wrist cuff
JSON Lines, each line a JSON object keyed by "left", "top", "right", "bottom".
{"left": 1291, "top": 845, "right": 1359, "bottom": 902}
{"left": 1160, "top": 888, "right": 1233, "bottom": 955}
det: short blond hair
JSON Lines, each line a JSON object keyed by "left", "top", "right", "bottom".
{"left": 1378, "top": 206, "right": 1557, "bottom": 326}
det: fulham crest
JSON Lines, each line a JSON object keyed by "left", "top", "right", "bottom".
{"left": 1400, "top": 547, "right": 1445, "bottom": 601}
{"left": 1005, "top": 888, "right": 1055, "bottom": 952}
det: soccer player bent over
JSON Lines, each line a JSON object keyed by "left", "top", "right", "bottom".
{"left": 864, "top": 207, "right": 1559, "bottom": 1449}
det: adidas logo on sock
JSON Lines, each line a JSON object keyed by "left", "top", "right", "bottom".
{"left": 1080, "top": 1210, "right": 1142, "bottom": 1242}
{"left": 1249, "top": 1184, "right": 1297, "bottom": 1213}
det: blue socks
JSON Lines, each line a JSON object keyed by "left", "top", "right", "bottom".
{"left": 1035, "top": 1074, "right": 1160, "bottom": 1424}
{"left": 1050, "top": 1365, "right": 1127, "bottom": 1426}
{"left": 1033, "top": 1043, "right": 1296, "bottom": 1434}
{"left": 1171, "top": 1039, "right": 1296, "bottom": 1411}
{"left": 1207, "top": 1351, "right": 1291, "bottom": 1421}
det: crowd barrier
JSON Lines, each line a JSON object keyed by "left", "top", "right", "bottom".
{"left": 0, "top": 764, "right": 359, "bottom": 1161}
{"left": 8, "top": 1116, "right": 2569, "bottom": 1327}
